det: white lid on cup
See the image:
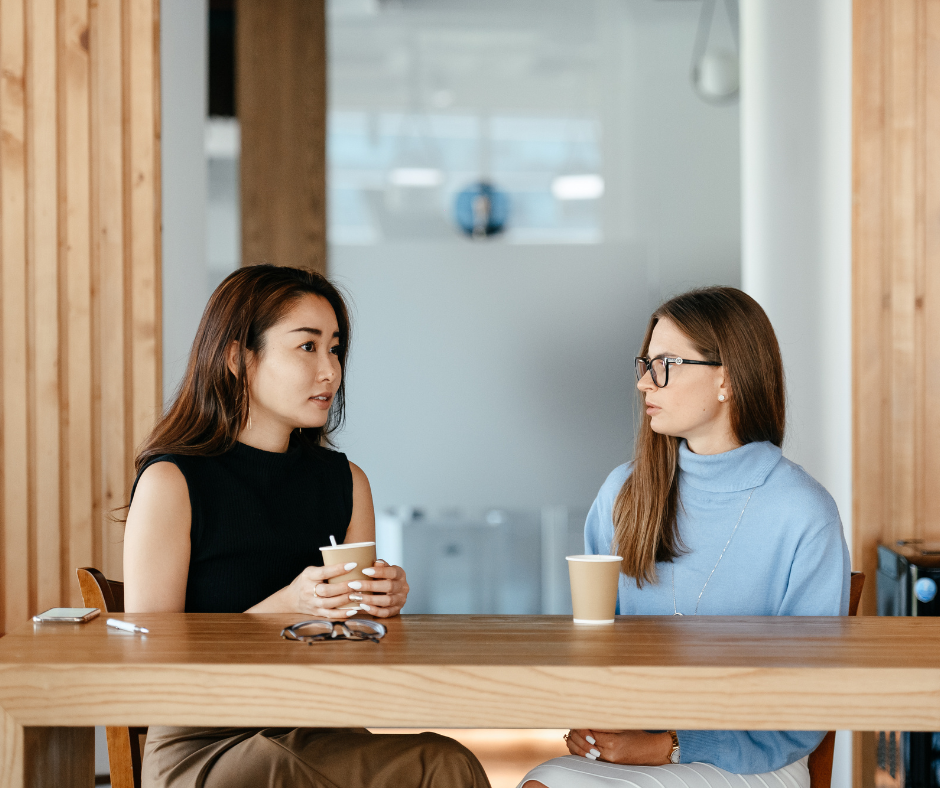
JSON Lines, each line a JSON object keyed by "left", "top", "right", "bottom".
{"left": 565, "top": 555, "right": 623, "bottom": 562}
{"left": 321, "top": 541, "right": 376, "bottom": 550}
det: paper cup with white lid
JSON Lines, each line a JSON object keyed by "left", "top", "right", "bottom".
{"left": 320, "top": 541, "right": 377, "bottom": 609}
{"left": 566, "top": 555, "right": 623, "bottom": 624}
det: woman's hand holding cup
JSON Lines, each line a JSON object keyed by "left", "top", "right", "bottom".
{"left": 286, "top": 563, "right": 364, "bottom": 620}
{"left": 354, "top": 560, "right": 409, "bottom": 618}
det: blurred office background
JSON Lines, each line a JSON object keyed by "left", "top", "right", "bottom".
{"left": 167, "top": 0, "right": 850, "bottom": 630}
{"left": 169, "top": 0, "right": 742, "bottom": 617}
{"left": 154, "top": 1, "right": 852, "bottom": 786}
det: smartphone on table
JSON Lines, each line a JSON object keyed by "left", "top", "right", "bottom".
{"left": 32, "top": 607, "right": 100, "bottom": 623}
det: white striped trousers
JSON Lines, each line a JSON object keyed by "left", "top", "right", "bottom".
{"left": 518, "top": 755, "right": 809, "bottom": 788}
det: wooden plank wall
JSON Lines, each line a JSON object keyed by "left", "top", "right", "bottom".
{"left": 853, "top": 2, "right": 939, "bottom": 783}
{"left": 853, "top": 0, "right": 940, "bottom": 609}
{"left": 237, "top": 0, "right": 327, "bottom": 274}
{"left": 0, "top": 0, "right": 162, "bottom": 635}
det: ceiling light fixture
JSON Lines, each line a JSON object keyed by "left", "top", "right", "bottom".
{"left": 551, "top": 174, "right": 604, "bottom": 201}
{"left": 388, "top": 167, "right": 444, "bottom": 187}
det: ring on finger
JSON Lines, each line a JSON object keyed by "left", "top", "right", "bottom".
{"left": 312, "top": 583, "right": 320, "bottom": 599}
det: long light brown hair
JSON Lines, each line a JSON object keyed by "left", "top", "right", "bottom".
{"left": 135, "top": 264, "right": 351, "bottom": 474}
{"left": 613, "top": 287, "right": 785, "bottom": 586}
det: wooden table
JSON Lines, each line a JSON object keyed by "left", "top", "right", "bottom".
{"left": 1, "top": 614, "right": 938, "bottom": 787}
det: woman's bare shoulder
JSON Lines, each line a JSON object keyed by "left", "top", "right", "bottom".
{"left": 124, "top": 460, "right": 191, "bottom": 613}
{"left": 136, "top": 459, "right": 188, "bottom": 494}
{"left": 129, "top": 461, "right": 191, "bottom": 527}
{"left": 348, "top": 460, "right": 370, "bottom": 487}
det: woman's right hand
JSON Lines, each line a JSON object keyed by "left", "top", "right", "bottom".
{"left": 285, "top": 563, "right": 364, "bottom": 619}
{"left": 247, "top": 563, "right": 361, "bottom": 617}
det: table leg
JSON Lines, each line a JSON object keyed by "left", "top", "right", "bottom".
{"left": 0, "top": 710, "right": 24, "bottom": 788}
{"left": 0, "top": 713, "right": 93, "bottom": 788}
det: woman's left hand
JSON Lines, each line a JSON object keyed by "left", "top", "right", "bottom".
{"left": 565, "top": 730, "right": 672, "bottom": 766}
{"left": 352, "top": 560, "right": 409, "bottom": 618}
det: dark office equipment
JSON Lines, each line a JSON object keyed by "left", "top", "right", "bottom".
{"left": 876, "top": 542, "right": 940, "bottom": 788}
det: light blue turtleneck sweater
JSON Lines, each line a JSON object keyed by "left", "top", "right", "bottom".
{"left": 584, "top": 440, "right": 851, "bottom": 775}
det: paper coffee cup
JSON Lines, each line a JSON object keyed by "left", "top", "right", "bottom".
{"left": 320, "top": 541, "right": 377, "bottom": 609}
{"left": 566, "top": 555, "right": 623, "bottom": 624}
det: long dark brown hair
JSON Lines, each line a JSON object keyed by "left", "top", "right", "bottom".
{"left": 135, "top": 264, "right": 351, "bottom": 474}
{"left": 613, "top": 287, "right": 785, "bottom": 586}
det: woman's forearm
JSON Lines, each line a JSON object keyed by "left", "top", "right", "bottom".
{"left": 245, "top": 585, "right": 295, "bottom": 614}
{"left": 676, "top": 729, "right": 825, "bottom": 773}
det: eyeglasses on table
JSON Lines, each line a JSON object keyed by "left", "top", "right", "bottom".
{"left": 281, "top": 618, "right": 387, "bottom": 644}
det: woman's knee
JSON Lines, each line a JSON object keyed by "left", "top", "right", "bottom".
{"left": 412, "top": 732, "right": 489, "bottom": 786}
{"left": 415, "top": 731, "right": 478, "bottom": 762}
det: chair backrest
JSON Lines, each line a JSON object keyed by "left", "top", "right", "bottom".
{"left": 76, "top": 567, "right": 124, "bottom": 614}
{"left": 807, "top": 571, "right": 865, "bottom": 788}
{"left": 76, "top": 568, "right": 145, "bottom": 788}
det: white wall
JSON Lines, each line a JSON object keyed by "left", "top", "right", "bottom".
{"left": 617, "top": 0, "right": 741, "bottom": 303}
{"left": 740, "top": 2, "right": 853, "bottom": 787}
{"left": 161, "top": 0, "right": 209, "bottom": 405}
{"left": 331, "top": 242, "right": 649, "bottom": 510}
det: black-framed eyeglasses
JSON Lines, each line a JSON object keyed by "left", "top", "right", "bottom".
{"left": 635, "top": 356, "right": 722, "bottom": 388}
{"left": 280, "top": 619, "right": 387, "bottom": 644}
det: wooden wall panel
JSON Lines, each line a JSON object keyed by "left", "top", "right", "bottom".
{"left": 1, "top": 0, "right": 31, "bottom": 629}
{"left": 237, "top": 0, "right": 327, "bottom": 273}
{"left": 26, "top": 0, "right": 62, "bottom": 615}
{"left": 91, "top": 0, "right": 126, "bottom": 581}
{"left": 852, "top": 0, "right": 939, "bottom": 611}
{"left": 59, "top": 0, "right": 95, "bottom": 606}
{"left": 924, "top": 0, "right": 940, "bottom": 544}
{"left": 0, "top": 0, "right": 161, "bottom": 632}
{"left": 125, "top": 0, "right": 162, "bottom": 475}
{"left": 853, "top": 1, "right": 939, "bottom": 781}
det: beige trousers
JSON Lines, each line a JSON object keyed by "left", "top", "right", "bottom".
{"left": 142, "top": 726, "right": 492, "bottom": 788}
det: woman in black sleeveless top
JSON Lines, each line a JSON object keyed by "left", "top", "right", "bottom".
{"left": 124, "top": 265, "right": 490, "bottom": 788}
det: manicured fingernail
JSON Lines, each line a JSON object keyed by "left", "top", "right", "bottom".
{"left": 344, "top": 562, "right": 358, "bottom": 571}
{"left": 590, "top": 748, "right": 600, "bottom": 758}
{"left": 586, "top": 736, "right": 596, "bottom": 745}
{"left": 362, "top": 568, "right": 376, "bottom": 576}
{"left": 349, "top": 594, "right": 363, "bottom": 602}
{"left": 348, "top": 581, "right": 362, "bottom": 590}
{"left": 346, "top": 609, "right": 358, "bottom": 616}
{"left": 586, "top": 753, "right": 597, "bottom": 761}
{"left": 359, "top": 603, "right": 371, "bottom": 611}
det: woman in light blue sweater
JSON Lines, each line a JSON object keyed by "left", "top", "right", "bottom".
{"left": 521, "top": 287, "right": 850, "bottom": 788}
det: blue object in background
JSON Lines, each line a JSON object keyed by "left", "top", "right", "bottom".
{"left": 916, "top": 576, "right": 938, "bottom": 603}
{"left": 454, "top": 181, "right": 510, "bottom": 238}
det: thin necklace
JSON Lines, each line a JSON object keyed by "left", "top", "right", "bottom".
{"left": 672, "top": 489, "right": 754, "bottom": 616}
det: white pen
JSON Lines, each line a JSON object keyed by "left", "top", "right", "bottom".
{"left": 106, "top": 618, "right": 149, "bottom": 634}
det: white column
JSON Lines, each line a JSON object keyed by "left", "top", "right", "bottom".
{"left": 161, "top": 0, "right": 208, "bottom": 405}
{"left": 740, "top": 2, "right": 853, "bottom": 787}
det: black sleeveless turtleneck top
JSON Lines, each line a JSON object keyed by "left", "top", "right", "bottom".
{"left": 131, "top": 438, "right": 353, "bottom": 613}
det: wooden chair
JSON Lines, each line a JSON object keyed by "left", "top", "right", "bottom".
{"left": 807, "top": 571, "right": 865, "bottom": 788}
{"left": 76, "top": 567, "right": 147, "bottom": 788}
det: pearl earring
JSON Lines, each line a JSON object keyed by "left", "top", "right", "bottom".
{"left": 718, "top": 395, "right": 726, "bottom": 402}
